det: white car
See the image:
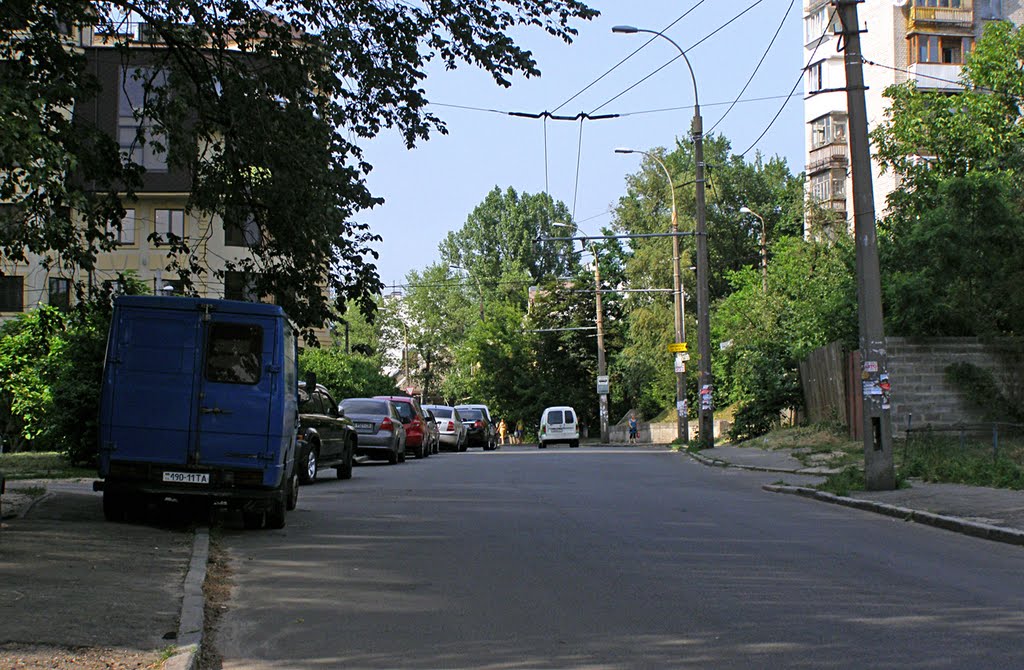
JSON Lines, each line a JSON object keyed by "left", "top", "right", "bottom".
{"left": 538, "top": 406, "right": 579, "bottom": 449}
{"left": 423, "top": 404, "right": 468, "bottom": 452}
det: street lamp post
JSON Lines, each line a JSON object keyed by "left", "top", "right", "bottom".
{"left": 614, "top": 148, "right": 687, "bottom": 445}
{"left": 739, "top": 206, "right": 768, "bottom": 292}
{"left": 613, "top": 23, "right": 712, "bottom": 447}
{"left": 553, "top": 222, "right": 609, "bottom": 444}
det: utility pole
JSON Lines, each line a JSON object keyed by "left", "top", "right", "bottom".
{"left": 592, "top": 244, "right": 610, "bottom": 443}
{"left": 836, "top": 0, "right": 895, "bottom": 490}
{"left": 693, "top": 109, "right": 713, "bottom": 449}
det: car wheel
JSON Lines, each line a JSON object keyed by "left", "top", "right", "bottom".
{"left": 538, "top": 442, "right": 546, "bottom": 449}
{"left": 459, "top": 439, "right": 467, "bottom": 452}
{"left": 387, "top": 447, "right": 398, "bottom": 465}
{"left": 299, "top": 445, "right": 318, "bottom": 484}
{"left": 337, "top": 440, "right": 354, "bottom": 480}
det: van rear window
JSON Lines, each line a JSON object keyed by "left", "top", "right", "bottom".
{"left": 547, "top": 410, "right": 564, "bottom": 424}
{"left": 206, "top": 323, "right": 262, "bottom": 385}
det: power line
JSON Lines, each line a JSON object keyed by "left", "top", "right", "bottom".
{"left": 740, "top": 4, "right": 837, "bottom": 157}
{"left": 589, "top": 0, "right": 767, "bottom": 115}
{"left": 550, "top": 0, "right": 708, "bottom": 114}
{"left": 707, "top": 0, "right": 795, "bottom": 135}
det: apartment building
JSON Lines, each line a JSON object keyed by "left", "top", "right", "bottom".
{"left": 1, "top": 21, "right": 332, "bottom": 344}
{"left": 802, "top": 0, "right": 1013, "bottom": 235}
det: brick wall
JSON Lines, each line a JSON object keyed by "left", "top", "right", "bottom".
{"left": 887, "top": 337, "right": 1024, "bottom": 434}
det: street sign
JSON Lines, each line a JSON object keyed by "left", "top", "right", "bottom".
{"left": 596, "top": 375, "right": 610, "bottom": 395}
{"left": 667, "top": 342, "right": 688, "bottom": 353}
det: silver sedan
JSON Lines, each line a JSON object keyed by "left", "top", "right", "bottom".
{"left": 422, "top": 404, "right": 467, "bottom": 452}
{"left": 339, "top": 397, "right": 407, "bottom": 465}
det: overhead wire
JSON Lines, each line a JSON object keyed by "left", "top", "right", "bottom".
{"left": 589, "top": 0, "right": 767, "bottom": 115}
{"left": 550, "top": 0, "right": 708, "bottom": 114}
{"left": 739, "top": 3, "right": 837, "bottom": 157}
{"left": 706, "top": 0, "right": 795, "bottom": 135}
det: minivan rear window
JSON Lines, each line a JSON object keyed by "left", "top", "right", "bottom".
{"left": 206, "top": 322, "right": 262, "bottom": 385}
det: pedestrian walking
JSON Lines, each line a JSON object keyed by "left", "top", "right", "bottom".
{"left": 498, "top": 418, "right": 508, "bottom": 446}
{"left": 628, "top": 412, "right": 638, "bottom": 444}
{"left": 515, "top": 419, "right": 524, "bottom": 445}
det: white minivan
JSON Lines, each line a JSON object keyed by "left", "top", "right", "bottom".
{"left": 538, "top": 406, "right": 579, "bottom": 449}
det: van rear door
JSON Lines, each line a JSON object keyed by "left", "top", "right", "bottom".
{"left": 196, "top": 314, "right": 276, "bottom": 469}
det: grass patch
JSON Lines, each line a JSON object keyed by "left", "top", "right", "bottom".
{"left": 899, "top": 436, "right": 1024, "bottom": 490}
{"left": 0, "top": 452, "right": 95, "bottom": 480}
{"left": 816, "top": 467, "right": 866, "bottom": 496}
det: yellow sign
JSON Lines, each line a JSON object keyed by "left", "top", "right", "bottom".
{"left": 667, "top": 342, "right": 688, "bottom": 353}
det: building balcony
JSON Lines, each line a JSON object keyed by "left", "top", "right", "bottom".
{"left": 806, "top": 140, "right": 849, "bottom": 175}
{"left": 907, "top": 62, "right": 965, "bottom": 91}
{"left": 908, "top": 3, "right": 974, "bottom": 31}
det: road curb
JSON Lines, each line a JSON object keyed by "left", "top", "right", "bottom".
{"left": 764, "top": 484, "right": 1024, "bottom": 547}
{"left": 164, "top": 527, "right": 210, "bottom": 670}
{"left": 686, "top": 449, "right": 803, "bottom": 475}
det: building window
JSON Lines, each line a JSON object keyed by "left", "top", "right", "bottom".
{"left": 48, "top": 277, "right": 71, "bottom": 310}
{"left": 118, "top": 67, "right": 168, "bottom": 172}
{"left": 811, "top": 114, "right": 847, "bottom": 148}
{"left": 911, "top": 35, "right": 972, "bottom": 64}
{"left": 107, "top": 208, "right": 135, "bottom": 245}
{"left": 807, "top": 62, "right": 824, "bottom": 93}
{"left": 810, "top": 171, "right": 847, "bottom": 202}
{"left": 224, "top": 271, "right": 260, "bottom": 301}
{"left": 0, "top": 276, "right": 25, "bottom": 312}
{"left": 805, "top": 5, "right": 841, "bottom": 43}
{"left": 914, "top": 0, "right": 962, "bottom": 7}
{"left": 154, "top": 208, "right": 185, "bottom": 243}
{"left": 224, "top": 214, "right": 261, "bottom": 247}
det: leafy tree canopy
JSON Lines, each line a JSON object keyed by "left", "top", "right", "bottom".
{"left": 0, "top": 0, "right": 597, "bottom": 340}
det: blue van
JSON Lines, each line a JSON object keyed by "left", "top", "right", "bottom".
{"left": 95, "top": 296, "right": 300, "bottom": 529}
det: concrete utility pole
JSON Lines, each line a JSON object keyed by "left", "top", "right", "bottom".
{"left": 836, "top": 0, "right": 895, "bottom": 490}
{"left": 592, "top": 244, "right": 610, "bottom": 443}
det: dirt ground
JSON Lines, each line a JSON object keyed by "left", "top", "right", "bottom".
{"left": 0, "top": 643, "right": 165, "bottom": 669}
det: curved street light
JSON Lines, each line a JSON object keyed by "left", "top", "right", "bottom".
{"left": 614, "top": 148, "right": 687, "bottom": 445}
{"left": 613, "top": 23, "right": 713, "bottom": 447}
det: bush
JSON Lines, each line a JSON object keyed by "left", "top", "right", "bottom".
{"left": 727, "top": 344, "right": 802, "bottom": 442}
{"left": 298, "top": 347, "right": 397, "bottom": 400}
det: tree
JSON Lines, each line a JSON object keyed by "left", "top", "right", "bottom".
{"left": 298, "top": 347, "right": 397, "bottom": 401}
{"left": 872, "top": 20, "right": 1024, "bottom": 336}
{"left": 1, "top": 1, "right": 598, "bottom": 339}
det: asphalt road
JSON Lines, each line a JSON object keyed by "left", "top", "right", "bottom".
{"left": 208, "top": 446, "right": 1024, "bottom": 669}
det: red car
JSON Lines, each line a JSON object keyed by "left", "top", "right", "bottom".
{"left": 374, "top": 395, "right": 431, "bottom": 459}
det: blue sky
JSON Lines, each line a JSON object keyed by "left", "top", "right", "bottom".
{"left": 359, "top": 0, "right": 806, "bottom": 290}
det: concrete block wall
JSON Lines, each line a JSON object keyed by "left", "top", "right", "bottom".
{"left": 608, "top": 419, "right": 731, "bottom": 444}
{"left": 887, "top": 337, "right": 1023, "bottom": 433}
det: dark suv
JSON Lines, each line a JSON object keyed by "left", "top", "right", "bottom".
{"left": 298, "top": 381, "right": 357, "bottom": 483}
{"left": 374, "top": 395, "right": 431, "bottom": 458}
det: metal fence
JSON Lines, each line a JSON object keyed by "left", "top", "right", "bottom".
{"left": 902, "top": 420, "right": 1024, "bottom": 472}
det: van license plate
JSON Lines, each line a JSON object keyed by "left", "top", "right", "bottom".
{"left": 163, "top": 471, "right": 210, "bottom": 484}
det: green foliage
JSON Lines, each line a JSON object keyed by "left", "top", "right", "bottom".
{"left": 714, "top": 236, "right": 856, "bottom": 439}
{"left": 816, "top": 467, "right": 868, "bottom": 496}
{"left": 1, "top": 0, "right": 597, "bottom": 339}
{"left": 0, "top": 307, "right": 68, "bottom": 452}
{"left": 45, "top": 305, "right": 112, "bottom": 465}
{"left": 298, "top": 347, "right": 397, "bottom": 401}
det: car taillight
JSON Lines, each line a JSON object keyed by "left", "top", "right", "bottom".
{"left": 474, "top": 420, "right": 483, "bottom": 428}
{"left": 446, "top": 420, "right": 454, "bottom": 431}
{"left": 381, "top": 417, "right": 394, "bottom": 432}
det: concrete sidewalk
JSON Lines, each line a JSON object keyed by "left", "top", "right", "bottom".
{"left": 0, "top": 480, "right": 206, "bottom": 670}
{"left": 694, "top": 445, "right": 1024, "bottom": 546}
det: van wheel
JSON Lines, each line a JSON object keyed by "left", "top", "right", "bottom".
{"left": 299, "top": 445, "right": 318, "bottom": 484}
{"left": 243, "top": 510, "right": 264, "bottom": 529}
{"left": 337, "top": 440, "right": 354, "bottom": 480}
{"left": 266, "top": 496, "right": 287, "bottom": 530}
{"left": 103, "top": 490, "right": 125, "bottom": 522}
{"left": 286, "top": 471, "right": 299, "bottom": 511}
{"left": 538, "top": 442, "right": 546, "bottom": 449}
{"left": 570, "top": 440, "right": 579, "bottom": 448}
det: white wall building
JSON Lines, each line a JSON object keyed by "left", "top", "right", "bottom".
{"left": 802, "top": 0, "right": 1013, "bottom": 235}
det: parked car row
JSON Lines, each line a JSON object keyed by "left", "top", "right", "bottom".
{"left": 297, "top": 385, "right": 502, "bottom": 480}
